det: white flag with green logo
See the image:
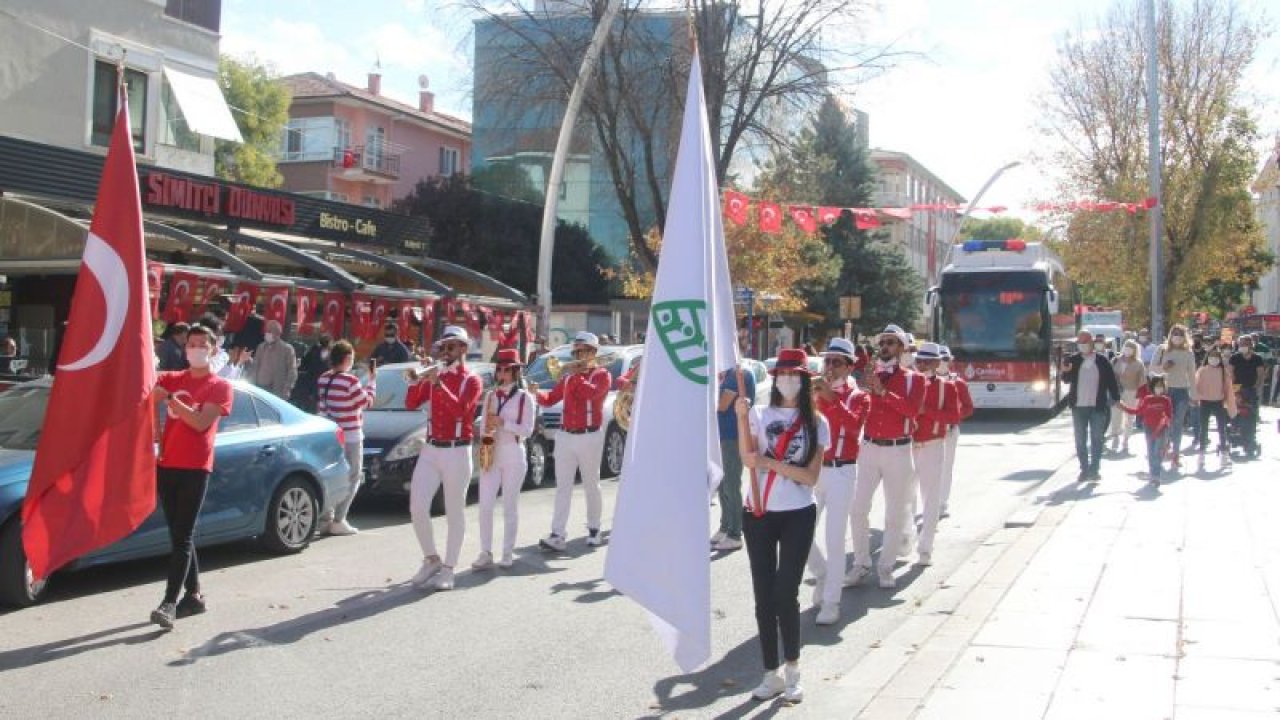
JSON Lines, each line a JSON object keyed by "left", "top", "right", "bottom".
{"left": 604, "top": 49, "right": 739, "bottom": 673}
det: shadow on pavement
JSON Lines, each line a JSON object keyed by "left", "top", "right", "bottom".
{"left": 548, "top": 577, "right": 621, "bottom": 604}
{"left": 644, "top": 635, "right": 790, "bottom": 720}
{"left": 0, "top": 622, "right": 164, "bottom": 671}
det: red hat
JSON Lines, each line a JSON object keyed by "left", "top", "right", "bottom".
{"left": 494, "top": 348, "right": 523, "bottom": 367}
{"left": 770, "top": 348, "right": 818, "bottom": 376}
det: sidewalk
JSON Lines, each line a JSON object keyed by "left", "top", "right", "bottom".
{"left": 831, "top": 408, "right": 1280, "bottom": 720}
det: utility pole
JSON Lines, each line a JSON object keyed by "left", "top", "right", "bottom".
{"left": 1145, "top": 0, "right": 1164, "bottom": 338}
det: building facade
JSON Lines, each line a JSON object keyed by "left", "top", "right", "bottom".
{"left": 870, "top": 149, "right": 966, "bottom": 287}
{"left": 0, "top": 0, "right": 241, "bottom": 177}
{"left": 1251, "top": 139, "right": 1280, "bottom": 314}
{"left": 276, "top": 72, "right": 472, "bottom": 209}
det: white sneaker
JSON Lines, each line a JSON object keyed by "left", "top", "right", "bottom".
{"left": 411, "top": 558, "right": 442, "bottom": 587}
{"left": 751, "top": 670, "right": 785, "bottom": 701}
{"left": 1197, "top": 453, "right": 1206, "bottom": 472}
{"left": 586, "top": 529, "right": 604, "bottom": 547}
{"left": 843, "top": 565, "right": 870, "bottom": 587}
{"left": 815, "top": 603, "right": 839, "bottom": 626}
{"left": 916, "top": 551, "right": 932, "bottom": 567}
{"left": 713, "top": 536, "right": 743, "bottom": 551}
{"left": 783, "top": 663, "right": 804, "bottom": 702}
{"left": 877, "top": 567, "right": 896, "bottom": 589}
{"left": 497, "top": 553, "right": 514, "bottom": 568}
{"left": 431, "top": 567, "right": 455, "bottom": 591}
{"left": 539, "top": 533, "right": 567, "bottom": 552}
{"left": 710, "top": 531, "right": 727, "bottom": 545}
{"left": 811, "top": 577, "right": 824, "bottom": 607}
{"left": 327, "top": 520, "right": 358, "bottom": 536}
{"left": 471, "top": 551, "right": 494, "bottom": 570}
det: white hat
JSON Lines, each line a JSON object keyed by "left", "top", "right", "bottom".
{"left": 824, "top": 337, "right": 857, "bottom": 360}
{"left": 905, "top": 332, "right": 918, "bottom": 350}
{"left": 877, "top": 324, "right": 909, "bottom": 346}
{"left": 438, "top": 325, "right": 469, "bottom": 344}
{"left": 939, "top": 345, "right": 953, "bottom": 360}
{"left": 572, "top": 331, "right": 600, "bottom": 349}
{"left": 916, "top": 341, "right": 943, "bottom": 360}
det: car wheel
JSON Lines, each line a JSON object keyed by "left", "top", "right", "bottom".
{"left": 260, "top": 475, "right": 319, "bottom": 554}
{"left": 524, "top": 435, "right": 551, "bottom": 489}
{"left": 601, "top": 423, "right": 627, "bottom": 479}
{"left": 0, "top": 519, "right": 48, "bottom": 608}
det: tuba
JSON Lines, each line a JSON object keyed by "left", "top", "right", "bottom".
{"left": 477, "top": 388, "right": 497, "bottom": 472}
{"left": 613, "top": 364, "right": 639, "bottom": 431}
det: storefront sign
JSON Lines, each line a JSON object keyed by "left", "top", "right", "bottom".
{"left": 144, "top": 173, "right": 296, "bottom": 227}
{"left": 318, "top": 212, "right": 378, "bottom": 239}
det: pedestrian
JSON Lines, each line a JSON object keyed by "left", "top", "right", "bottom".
{"left": 907, "top": 343, "right": 960, "bottom": 569}
{"left": 316, "top": 341, "right": 376, "bottom": 536}
{"left": 734, "top": 347, "right": 827, "bottom": 703}
{"left": 1228, "top": 334, "right": 1265, "bottom": 458}
{"left": 533, "top": 332, "right": 612, "bottom": 552}
{"left": 1061, "top": 330, "right": 1121, "bottom": 482}
{"left": 472, "top": 349, "right": 536, "bottom": 570}
{"left": 1094, "top": 334, "right": 1115, "bottom": 361}
{"left": 293, "top": 334, "right": 332, "bottom": 412}
{"left": 711, "top": 359, "right": 757, "bottom": 552}
{"left": 1118, "top": 375, "right": 1174, "bottom": 486}
{"left": 1109, "top": 338, "right": 1147, "bottom": 454}
{"left": 371, "top": 322, "right": 412, "bottom": 366}
{"left": 0, "top": 336, "right": 19, "bottom": 374}
{"left": 247, "top": 320, "right": 297, "bottom": 401}
{"left": 1137, "top": 328, "right": 1157, "bottom": 366}
{"left": 806, "top": 337, "right": 869, "bottom": 625}
{"left": 847, "top": 324, "right": 925, "bottom": 590}
{"left": 149, "top": 323, "right": 233, "bottom": 629}
{"left": 156, "top": 321, "right": 189, "bottom": 371}
{"left": 1193, "top": 346, "right": 1234, "bottom": 470}
{"left": 1151, "top": 324, "right": 1197, "bottom": 466}
{"left": 405, "top": 326, "right": 483, "bottom": 591}
{"left": 937, "top": 346, "right": 972, "bottom": 519}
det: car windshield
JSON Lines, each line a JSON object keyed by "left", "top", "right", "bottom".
{"left": 0, "top": 384, "right": 49, "bottom": 450}
{"left": 525, "top": 346, "right": 630, "bottom": 387}
{"left": 371, "top": 364, "right": 496, "bottom": 411}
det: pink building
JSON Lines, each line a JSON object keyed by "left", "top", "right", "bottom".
{"left": 277, "top": 72, "right": 471, "bottom": 209}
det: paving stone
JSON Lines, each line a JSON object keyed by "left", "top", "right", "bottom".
{"left": 1175, "top": 656, "right": 1280, "bottom": 712}
{"left": 1181, "top": 619, "right": 1280, "bottom": 662}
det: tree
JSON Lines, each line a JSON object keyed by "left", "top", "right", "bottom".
{"left": 959, "top": 217, "right": 1043, "bottom": 242}
{"left": 1044, "top": 0, "right": 1272, "bottom": 326}
{"left": 216, "top": 56, "right": 290, "bottom": 188}
{"left": 395, "top": 175, "right": 613, "bottom": 304}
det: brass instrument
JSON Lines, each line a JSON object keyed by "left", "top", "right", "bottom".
{"left": 613, "top": 363, "right": 639, "bottom": 431}
{"left": 477, "top": 388, "right": 497, "bottom": 472}
{"left": 403, "top": 359, "right": 443, "bottom": 383}
{"left": 546, "top": 352, "right": 618, "bottom": 381}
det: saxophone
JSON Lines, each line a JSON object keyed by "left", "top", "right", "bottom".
{"left": 477, "top": 388, "right": 497, "bottom": 472}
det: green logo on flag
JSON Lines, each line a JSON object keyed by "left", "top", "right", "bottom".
{"left": 652, "top": 300, "right": 710, "bottom": 385}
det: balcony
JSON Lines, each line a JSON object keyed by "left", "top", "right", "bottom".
{"left": 332, "top": 145, "right": 401, "bottom": 181}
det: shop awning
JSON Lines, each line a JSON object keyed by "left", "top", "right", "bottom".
{"left": 162, "top": 65, "right": 243, "bottom": 143}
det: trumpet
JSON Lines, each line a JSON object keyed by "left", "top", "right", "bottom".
{"left": 546, "top": 352, "right": 618, "bottom": 381}
{"left": 403, "top": 359, "right": 444, "bottom": 383}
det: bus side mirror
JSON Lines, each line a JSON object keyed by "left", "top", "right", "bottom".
{"left": 1046, "top": 288, "right": 1060, "bottom": 315}
{"left": 925, "top": 287, "right": 938, "bottom": 310}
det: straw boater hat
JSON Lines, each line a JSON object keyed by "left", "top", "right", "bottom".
{"left": 494, "top": 348, "right": 523, "bottom": 367}
{"left": 770, "top": 348, "right": 819, "bottom": 376}
{"left": 824, "top": 337, "right": 857, "bottom": 361}
{"left": 572, "top": 331, "right": 600, "bottom": 349}
{"left": 876, "top": 324, "right": 909, "bottom": 346}
{"left": 438, "top": 325, "right": 469, "bottom": 344}
{"left": 939, "top": 345, "right": 953, "bottom": 361}
{"left": 915, "top": 341, "right": 943, "bottom": 360}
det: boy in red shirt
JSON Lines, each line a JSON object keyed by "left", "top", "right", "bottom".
{"left": 150, "top": 323, "right": 233, "bottom": 628}
{"left": 1119, "top": 375, "right": 1174, "bottom": 485}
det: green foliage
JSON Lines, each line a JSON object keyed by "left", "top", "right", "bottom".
{"left": 394, "top": 175, "right": 612, "bottom": 304}
{"left": 216, "top": 56, "right": 290, "bottom": 188}
{"left": 470, "top": 162, "right": 543, "bottom": 204}
{"left": 960, "top": 217, "right": 1043, "bottom": 242}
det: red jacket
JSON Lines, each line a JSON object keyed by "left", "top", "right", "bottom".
{"left": 536, "top": 367, "right": 612, "bottom": 431}
{"left": 952, "top": 376, "right": 974, "bottom": 422}
{"left": 913, "top": 375, "right": 961, "bottom": 442}
{"left": 864, "top": 367, "right": 925, "bottom": 441}
{"left": 405, "top": 364, "right": 484, "bottom": 442}
{"left": 817, "top": 381, "right": 871, "bottom": 462}
{"left": 1121, "top": 393, "right": 1172, "bottom": 435}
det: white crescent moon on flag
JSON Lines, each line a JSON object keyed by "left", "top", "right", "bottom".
{"left": 60, "top": 232, "right": 129, "bottom": 372}
{"left": 172, "top": 279, "right": 190, "bottom": 305}
{"left": 298, "top": 296, "right": 310, "bottom": 322}
{"left": 270, "top": 292, "right": 287, "bottom": 318}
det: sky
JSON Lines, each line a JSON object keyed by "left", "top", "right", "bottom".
{"left": 221, "top": 0, "right": 1280, "bottom": 224}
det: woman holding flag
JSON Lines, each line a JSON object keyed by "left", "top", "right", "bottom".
{"left": 734, "top": 348, "right": 828, "bottom": 703}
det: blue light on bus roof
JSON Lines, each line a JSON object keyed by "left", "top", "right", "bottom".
{"left": 961, "top": 239, "right": 1027, "bottom": 252}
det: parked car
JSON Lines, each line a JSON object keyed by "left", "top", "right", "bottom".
{"left": 357, "top": 362, "right": 552, "bottom": 505}
{"left": 525, "top": 344, "right": 643, "bottom": 479}
{"left": 0, "top": 378, "right": 351, "bottom": 608}
{"left": 741, "top": 358, "right": 772, "bottom": 405}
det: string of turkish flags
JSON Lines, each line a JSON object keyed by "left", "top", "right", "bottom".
{"left": 722, "top": 189, "right": 1160, "bottom": 235}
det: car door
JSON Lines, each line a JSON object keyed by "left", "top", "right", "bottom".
{"left": 199, "top": 389, "right": 270, "bottom": 537}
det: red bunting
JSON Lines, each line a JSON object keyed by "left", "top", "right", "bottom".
{"left": 758, "top": 202, "right": 783, "bottom": 234}
{"left": 224, "top": 282, "right": 260, "bottom": 333}
{"left": 879, "top": 207, "right": 912, "bottom": 221}
{"left": 320, "top": 292, "right": 346, "bottom": 339}
{"left": 486, "top": 308, "right": 505, "bottom": 341}
{"left": 370, "top": 297, "right": 392, "bottom": 336}
{"left": 724, "top": 190, "right": 750, "bottom": 226}
{"left": 396, "top": 299, "right": 417, "bottom": 342}
{"left": 295, "top": 287, "right": 319, "bottom": 335}
{"left": 788, "top": 206, "right": 818, "bottom": 234}
{"left": 854, "top": 210, "right": 881, "bottom": 230}
{"left": 162, "top": 270, "right": 200, "bottom": 324}
{"left": 146, "top": 262, "right": 164, "bottom": 317}
{"left": 263, "top": 286, "right": 290, "bottom": 327}
{"left": 197, "top": 277, "right": 230, "bottom": 317}
{"left": 818, "top": 207, "right": 842, "bottom": 225}
{"left": 461, "top": 300, "right": 482, "bottom": 339}
{"left": 350, "top": 293, "right": 374, "bottom": 341}
{"left": 422, "top": 298, "right": 437, "bottom": 340}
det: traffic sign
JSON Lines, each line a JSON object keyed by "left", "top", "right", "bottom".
{"left": 839, "top": 295, "right": 862, "bottom": 320}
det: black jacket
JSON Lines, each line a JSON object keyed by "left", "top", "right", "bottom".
{"left": 1062, "top": 351, "right": 1121, "bottom": 409}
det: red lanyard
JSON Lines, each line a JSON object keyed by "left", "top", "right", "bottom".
{"left": 750, "top": 414, "right": 805, "bottom": 517}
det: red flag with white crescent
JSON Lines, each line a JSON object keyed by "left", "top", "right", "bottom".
{"left": 295, "top": 287, "right": 319, "bottom": 335}
{"left": 370, "top": 297, "right": 391, "bottom": 338}
{"left": 788, "top": 205, "right": 818, "bottom": 234}
{"left": 422, "top": 297, "right": 436, "bottom": 339}
{"left": 758, "top": 202, "right": 783, "bottom": 234}
{"left": 817, "top": 207, "right": 843, "bottom": 225}
{"left": 351, "top": 293, "right": 374, "bottom": 340}
{"left": 263, "top": 286, "right": 290, "bottom": 327}
{"left": 854, "top": 210, "right": 881, "bottom": 230}
{"left": 224, "top": 282, "right": 260, "bottom": 333}
{"left": 320, "top": 292, "right": 346, "bottom": 338}
{"left": 162, "top": 270, "right": 200, "bottom": 323}
{"left": 396, "top": 299, "right": 417, "bottom": 341}
{"left": 146, "top": 262, "right": 164, "bottom": 316}
{"left": 722, "top": 190, "right": 750, "bottom": 226}
{"left": 22, "top": 86, "right": 157, "bottom": 580}
{"left": 197, "top": 276, "right": 229, "bottom": 317}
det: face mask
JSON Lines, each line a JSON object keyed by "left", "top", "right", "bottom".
{"left": 1154, "top": 387, "right": 1166, "bottom": 395}
{"left": 186, "top": 348, "right": 211, "bottom": 368}
{"left": 320, "top": 350, "right": 329, "bottom": 360}
{"left": 264, "top": 333, "right": 277, "bottom": 344}
{"left": 1208, "top": 357, "right": 1221, "bottom": 366}
{"left": 1139, "top": 336, "right": 1150, "bottom": 343}
{"left": 1171, "top": 336, "right": 1185, "bottom": 346}
{"left": 1078, "top": 343, "right": 1091, "bottom": 353}
{"left": 1094, "top": 342, "right": 1106, "bottom": 351}
{"left": 775, "top": 375, "right": 802, "bottom": 400}
{"left": 1123, "top": 347, "right": 1136, "bottom": 357}
{"left": 385, "top": 336, "right": 396, "bottom": 343}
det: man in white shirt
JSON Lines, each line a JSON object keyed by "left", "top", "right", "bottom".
{"left": 1061, "top": 330, "right": 1121, "bottom": 482}
{"left": 1137, "top": 328, "right": 1157, "bottom": 366}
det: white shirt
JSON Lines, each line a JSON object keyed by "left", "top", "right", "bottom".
{"left": 746, "top": 406, "right": 830, "bottom": 512}
{"left": 1076, "top": 354, "right": 1100, "bottom": 408}
{"left": 485, "top": 384, "right": 536, "bottom": 445}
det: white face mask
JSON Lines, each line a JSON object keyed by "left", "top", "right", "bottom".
{"left": 1123, "top": 347, "right": 1136, "bottom": 357}
{"left": 1171, "top": 336, "right": 1185, "bottom": 346}
{"left": 320, "top": 350, "right": 330, "bottom": 360}
{"left": 1094, "top": 341, "right": 1106, "bottom": 351}
{"left": 1208, "top": 356, "right": 1221, "bottom": 366}
{"left": 775, "top": 375, "right": 802, "bottom": 400}
{"left": 264, "top": 333, "right": 277, "bottom": 344}
{"left": 1139, "top": 336, "right": 1150, "bottom": 344}
{"left": 186, "top": 348, "right": 211, "bottom": 368}
{"left": 1154, "top": 387, "right": 1166, "bottom": 395}
{"left": 1078, "top": 342, "right": 1092, "bottom": 354}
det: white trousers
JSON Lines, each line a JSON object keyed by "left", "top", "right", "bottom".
{"left": 332, "top": 438, "right": 364, "bottom": 524}
{"left": 478, "top": 443, "right": 527, "bottom": 557}
{"left": 1109, "top": 390, "right": 1138, "bottom": 441}
{"left": 806, "top": 462, "right": 857, "bottom": 605}
{"left": 913, "top": 439, "right": 946, "bottom": 555}
{"left": 410, "top": 445, "right": 471, "bottom": 567}
{"left": 850, "top": 441, "right": 915, "bottom": 572}
{"left": 551, "top": 428, "right": 606, "bottom": 537}
{"left": 941, "top": 426, "right": 959, "bottom": 508}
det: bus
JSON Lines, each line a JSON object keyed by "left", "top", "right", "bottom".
{"left": 928, "top": 239, "right": 1080, "bottom": 410}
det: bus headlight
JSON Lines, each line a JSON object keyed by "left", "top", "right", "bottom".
{"left": 1030, "top": 380, "right": 1048, "bottom": 392}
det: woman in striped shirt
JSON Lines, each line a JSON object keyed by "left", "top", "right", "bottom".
{"left": 317, "top": 340, "right": 376, "bottom": 536}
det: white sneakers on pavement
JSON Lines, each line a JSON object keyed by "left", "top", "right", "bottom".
{"left": 471, "top": 551, "right": 494, "bottom": 570}
{"left": 539, "top": 533, "right": 567, "bottom": 552}
{"left": 815, "top": 603, "right": 840, "bottom": 626}
{"left": 497, "top": 553, "right": 514, "bottom": 568}
{"left": 916, "top": 551, "right": 932, "bottom": 567}
{"left": 412, "top": 558, "right": 442, "bottom": 587}
{"left": 432, "top": 567, "right": 455, "bottom": 591}
{"left": 751, "top": 670, "right": 785, "bottom": 701}
{"left": 327, "top": 520, "right": 359, "bottom": 536}
{"left": 843, "top": 565, "right": 871, "bottom": 587}
{"left": 811, "top": 577, "right": 824, "bottom": 607}
{"left": 877, "top": 567, "right": 896, "bottom": 589}
{"left": 586, "top": 529, "right": 605, "bottom": 547}
{"left": 713, "top": 536, "right": 743, "bottom": 551}
{"left": 783, "top": 663, "right": 803, "bottom": 702}
{"left": 710, "top": 531, "right": 727, "bottom": 545}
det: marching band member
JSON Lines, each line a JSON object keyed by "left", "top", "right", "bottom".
{"left": 473, "top": 349, "right": 536, "bottom": 570}
{"left": 405, "top": 326, "right": 483, "bottom": 591}
{"left": 534, "top": 332, "right": 612, "bottom": 551}
{"left": 846, "top": 324, "right": 925, "bottom": 590}
{"left": 938, "top": 346, "right": 972, "bottom": 518}
{"left": 806, "top": 337, "right": 870, "bottom": 625}
{"left": 909, "top": 343, "right": 960, "bottom": 567}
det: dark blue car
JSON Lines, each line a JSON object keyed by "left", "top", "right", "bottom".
{"left": 0, "top": 378, "right": 351, "bottom": 608}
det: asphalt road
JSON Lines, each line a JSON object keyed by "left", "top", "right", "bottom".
{"left": 0, "top": 411, "right": 1076, "bottom": 719}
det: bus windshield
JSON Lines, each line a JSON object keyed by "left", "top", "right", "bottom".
{"left": 938, "top": 271, "right": 1049, "bottom": 360}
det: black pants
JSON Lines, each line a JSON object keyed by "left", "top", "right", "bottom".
{"left": 157, "top": 467, "right": 210, "bottom": 604}
{"left": 1197, "top": 400, "right": 1229, "bottom": 451}
{"left": 743, "top": 505, "right": 817, "bottom": 670}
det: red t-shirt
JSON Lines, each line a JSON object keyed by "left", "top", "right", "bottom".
{"left": 157, "top": 371, "right": 234, "bottom": 471}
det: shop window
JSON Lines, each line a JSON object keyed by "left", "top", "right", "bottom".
{"left": 159, "top": 77, "right": 201, "bottom": 153}
{"left": 439, "top": 147, "right": 459, "bottom": 176}
{"left": 91, "top": 61, "right": 148, "bottom": 153}
{"left": 165, "top": 0, "right": 221, "bottom": 33}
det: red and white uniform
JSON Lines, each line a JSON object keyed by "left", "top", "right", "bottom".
{"left": 478, "top": 385, "right": 536, "bottom": 559}
{"left": 807, "top": 378, "right": 871, "bottom": 606}
{"left": 941, "top": 374, "right": 973, "bottom": 510}
{"left": 849, "top": 365, "right": 925, "bottom": 573}
{"left": 536, "top": 367, "right": 612, "bottom": 537}
{"left": 405, "top": 363, "right": 483, "bottom": 567}
{"left": 912, "top": 374, "right": 961, "bottom": 556}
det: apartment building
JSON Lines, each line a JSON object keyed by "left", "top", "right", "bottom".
{"left": 870, "top": 149, "right": 966, "bottom": 285}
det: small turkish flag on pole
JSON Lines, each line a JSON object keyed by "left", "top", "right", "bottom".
{"left": 23, "top": 80, "right": 157, "bottom": 580}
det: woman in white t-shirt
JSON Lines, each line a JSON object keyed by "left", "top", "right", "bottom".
{"left": 734, "top": 348, "right": 830, "bottom": 704}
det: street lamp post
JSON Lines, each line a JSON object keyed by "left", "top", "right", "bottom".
{"left": 934, "top": 161, "right": 1022, "bottom": 285}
